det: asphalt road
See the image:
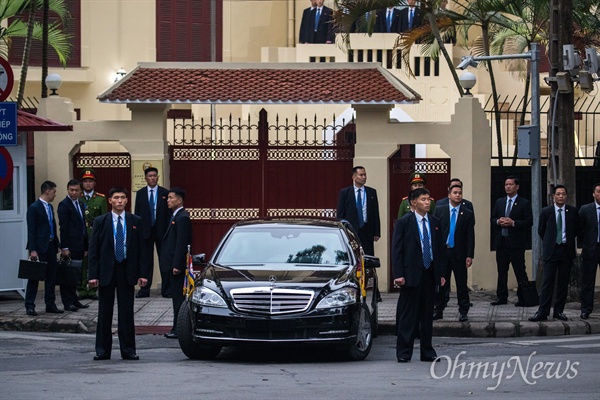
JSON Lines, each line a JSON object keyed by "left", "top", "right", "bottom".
{"left": 0, "top": 331, "right": 598, "bottom": 399}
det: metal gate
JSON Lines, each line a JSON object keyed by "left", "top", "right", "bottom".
{"left": 72, "top": 152, "right": 132, "bottom": 210}
{"left": 169, "top": 109, "right": 355, "bottom": 258}
{"left": 388, "top": 154, "right": 451, "bottom": 290}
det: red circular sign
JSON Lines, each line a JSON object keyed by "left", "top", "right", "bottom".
{"left": 0, "top": 57, "right": 15, "bottom": 102}
{"left": 0, "top": 146, "right": 14, "bottom": 192}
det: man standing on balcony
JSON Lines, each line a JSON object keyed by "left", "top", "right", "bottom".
{"left": 299, "top": 0, "right": 317, "bottom": 43}
{"left": 303, "top": 0, "right": 334, "bottom": 44}
{"left": 376, "top": 7, "right": 401, "bottom": 33}
{"left": 399, "top": 0, "right": 422, "bottom": 33}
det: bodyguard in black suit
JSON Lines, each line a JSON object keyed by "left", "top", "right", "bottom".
{"left": 299, "top": 1, "right": 316, "bottom": 43}
{"left": 375, "top": 7, "right": 401, "bottom": 33}
{"left": 392, "top": 188, "right": 447, "bottom": 363}
{"left": 399, "top": 0, "right": 423, "bottom": 32}
{"left": 305, "top": 1, "right": 334, "bottom": 44}
{"left": 25, "top": 181, "right": 63, "bottom": 316}
{"left": 578, "top": 183, "right": 600, "bottom": 319}
{"left": 160, "top": 188, "right": 193, "bottom": 339}
{"left": 490, "top": 176, "right": 532, "bottom": 305}
{"left": 436, "top": 178, "right": 475, "bottom": 223}
{"left": 88, "top": 187, "right": 149, "bottom": 361}
{"left": 433, "top": 184, "right": 475, "bottom": 322}
{"left": 530, "top": 185, "right": 578, "bottom": 322}
{"left": 337, "top": 166, "right": 381, "bottom": 256}
{"left": 57, "top": 179, "right": 90, "bottom": 311}
{"left": 134, "top": 167, "right": 171, "bottom": 298}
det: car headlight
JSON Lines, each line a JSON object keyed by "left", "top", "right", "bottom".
{"left": 316, "top": 287, "right": 358, "bottom": 309}
{"left": 191, "top": 286, "right": 228, "bottom": 308}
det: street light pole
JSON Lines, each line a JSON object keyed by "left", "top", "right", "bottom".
{"left": 461, "top": 43, "right": 542, "bottom": 279}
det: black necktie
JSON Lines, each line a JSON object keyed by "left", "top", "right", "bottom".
{"left": 115, "top": 216, "right": 125, "bottom": 262}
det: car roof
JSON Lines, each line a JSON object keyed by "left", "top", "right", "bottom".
{"left": 233, "top": 218, "right": 344, "bottom": 229}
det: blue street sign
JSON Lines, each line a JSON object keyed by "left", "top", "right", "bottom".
{"left": 0, "top": 102, "right": 17, "bottom": 146}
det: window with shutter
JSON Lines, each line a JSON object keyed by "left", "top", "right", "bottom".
{"left": 156, "top": 0, "right": 222, "bottom": 62}
{"left": 8, "top": 0, "right": 81, "bottom": 68}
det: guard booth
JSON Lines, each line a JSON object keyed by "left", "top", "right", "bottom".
{"left": 0, "top": 110, "right": 72, "bottom": 296}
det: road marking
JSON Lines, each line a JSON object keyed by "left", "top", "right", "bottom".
{"left": 0, "top": 332, "right": 63, "bottom": 341}
{"left": 510, "top": 336, "right": 599, "bottom": 346}
{"left": 559, "top": 343, "right": 600, "bottom": 349}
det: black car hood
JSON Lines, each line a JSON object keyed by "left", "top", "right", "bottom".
{"left": 205, "top": 264, "right": 352, "bottom": 290}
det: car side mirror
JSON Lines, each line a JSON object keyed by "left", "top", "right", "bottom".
{"left": 192, "top": 253, "right": 206, "bottom": 266}
{"left": 363, "top": 255, "right": 380, "bottom": 268}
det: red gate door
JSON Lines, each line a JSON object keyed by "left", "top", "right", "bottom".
{"left": 388, "top": 154, "right": 450, "bottom": 291}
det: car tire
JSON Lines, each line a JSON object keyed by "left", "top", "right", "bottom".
{"left": 344, "top": 302, "right": 373, "bottom": 361}
{"left": 176, "top": 302, "right": 222, "bottom": 360}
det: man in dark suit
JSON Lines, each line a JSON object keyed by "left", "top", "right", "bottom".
{"left": 433, "top": 184, "right": 475, "bottom": 322}
{"left": 530, "top": 185, "right": 578, "bottom": 322}
{"left": 305, "top": 0, "right": 334, "bottom": 44}
{"left": 399, "top": 0, "right": 422, "bottom": 32}
{"left": 160, "top": 188, "right": 192, "bottom": 339}
{"left": 88, "top": 187, "right": 149, "bottom": 361}
{"left": 375, "top": 7, "right": 401, "bottom": 33}
{"left": 578, "top": 183, "right": 600, "bottom": 320}
{"left": 436, "top": 178, "right": 475, "bottom": 221}
{"left": 57, "top": 179, "right": 90, "bottom": 312}
{"left": 392, "top": 188, "right": 447, "bottom": 363}
{"left": 337, "top": 166, "right": 381, "bottom": 256}
{"left": 134, "top": 167, "right": 171, "bottom": 298}
{"left": 490, "top": 176, "right": 532, "bottom": 306}
{"left": 299, "top": 0, "right": 317, "bottom": 43}
{"left": 25, "top": 181, "right": 63, "bottom": 316}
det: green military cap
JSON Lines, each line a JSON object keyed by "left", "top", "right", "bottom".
{"left": 80, "top": 168, "right": 97, "bottom": 181}
{"left": 410, "top": 172, "right": 426, "bottom": 185}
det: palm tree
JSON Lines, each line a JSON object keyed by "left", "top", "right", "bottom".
{"left": 0, "top": 0, "right": 72, "bottom": 108}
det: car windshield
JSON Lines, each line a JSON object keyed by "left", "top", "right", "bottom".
{"left": 216, "top": 226, "right": 351, "bottom": 266}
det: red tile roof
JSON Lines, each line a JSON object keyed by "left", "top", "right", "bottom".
{"left": 17, "top": 110, "right": 72, "bottom": 131}
{"left": 98, "top": 63, "right": 421, "bottom": 105}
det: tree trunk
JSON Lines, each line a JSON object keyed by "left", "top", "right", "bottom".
{"left": 512, "top": 71, "right": 531, "bottom": 166}
{"left": 481, "top": 24, "right": 503, "bottom": 166}
{"left": 16, "top": 0, "right": 37, "bottom": 109}
{"left": 41, "top": 0, "right": 49, "bottom": 98}
{"left": 427, "top": 12, "right": 464, "bottom": 97}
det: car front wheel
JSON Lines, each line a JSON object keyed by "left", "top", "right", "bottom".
{"left": 344, "top": 302, "right": 373, "bottom": 361}
{"left": 176, "top": 303, "right": 222, "bottom": 360}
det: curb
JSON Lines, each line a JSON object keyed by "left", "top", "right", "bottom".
{"left": 378, "top": 319, "right": 600, "bottom": 338}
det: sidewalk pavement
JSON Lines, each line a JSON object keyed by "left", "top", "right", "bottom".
{"left": 0, "top": 288, "right": 599, "bottom": 338}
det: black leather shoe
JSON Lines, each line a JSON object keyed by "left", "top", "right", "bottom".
{"left": 421, "top": 356, "right": 441, "bottom": 362}
{"left": 164, "top": 330, "right": 178, "bottom": 339}
{"left": 432, "top": 311, "right": 443, "bottom": 321}
{"left": 122, "top": 353, "right": 139, "bottom": 360}
{"left": 88, "top": 294, "right": 98, "bottom": 301}
{"left": 73, "top": 301, "right": 89, "bottom": 309}
{"left": 490, "top": 299, "right": 507, "bottom": 306}
{"left": 459, "top": 313, "right": 468, "bottom": 322}
{"left": 46, "top": 305, "right": 64, "bottom": 314}
{"left": 25, "top": 308, "right": 37, "bottom": 316}
{"left": 93, "top": 354, "right": 110, "bottom": 361}
{"left": 64, "top": 305, "right": 79, "bottom": 312}
{"left": 162, "top": 294, "right": 172, "bottom": 299}
{"left": 553, "top": 313, "right": 568, "bottom": 321}
{"left": 135, "top": 292, "right": 149, "bottom": 298}
{"left": 515, "top": 301, "right": 524, "bottom": 307}
{"left": 397, "top": 357, "right": 410, "bottom": 363}
{"left": 580, "top": 312, "right": 590, "bottom": 320}
{"left": 529, "top": 312, "right": 547, "bottom": 322}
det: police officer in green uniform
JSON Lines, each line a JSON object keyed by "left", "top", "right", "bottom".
{"left": 397, "top": 172, "right": 436, "bottom": 218}
{"left": 79, "top": 169, "right": 107, "bottom": 300}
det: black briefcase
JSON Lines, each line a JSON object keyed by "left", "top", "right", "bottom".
{"left": 56, "top": 258, "right": 83, "bottom": 286}
{"left": 18, "top": 259, "right": 47, "bottom": 281}
{"left": 517, "top": 281, "right": 539, "bottom": 307}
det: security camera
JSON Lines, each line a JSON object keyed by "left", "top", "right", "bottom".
{"left": 457, "top": 56, "right": 478, "bottom": 70}
{"left": 584, "top": 47, "right": 599, "bottom": 75}
{"left": 563, "top": 44, "right": 581, "bottom": 72}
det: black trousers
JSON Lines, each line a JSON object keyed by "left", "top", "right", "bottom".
{"left": 138, "top": 226, "right": 170, "bottom": 296}
{"left": 538, "top": 244, "right": 573, "bottom": 316}
{"left": 95, "top": 261, "right": 136, "bottom": 358}
{"left": 435, "top": 248, "right": 470, "bottom": 313}
{"left": 25, "top": 242, "right": 59, "bottom": 309}
{"left": 495, "top": 239, "right": 529, "bottom": 300}
{"left": 580, "top": 243, "right": 600, "bottom": 314}
{"left": 59, "top": 250, "right": 84, "bottom": 307}
{"left": 169, "top": 271, "right": 186, "bottom": 330}
{"left": 396, "top": 265, "right": 436, "bottom": 361}
{"left": 357, "top": 225, "right": 375, "bottom": 256}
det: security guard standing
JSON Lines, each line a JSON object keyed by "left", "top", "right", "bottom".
{"left": 397, "top": 172, "right": 435, "bottom": 219}
{"left": 79, "top": 168, "right": 107, "bottom": 300}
